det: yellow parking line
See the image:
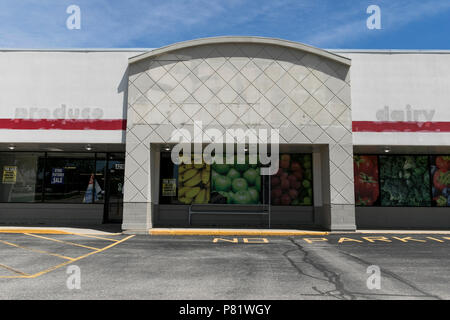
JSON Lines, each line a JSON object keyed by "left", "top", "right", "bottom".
{"left": 0, "top": 263, "right": 29, "bottom": 276}
{"left": 70, "top": 232, "right": 120, "bottom": 242}
{"left": 0, "top": 235, "right": 134, "bottom": 279}
{"left": 0, "top": 239, "right": 75, "bottom": 261}
{"left": 24, "top": 233, "right": 101, "bottom": 251}
{"left": 27, "top": 235, "right": 135, "bottom": 279}
{"left": 0, "top": 229, "right": 70, "bottom": 234}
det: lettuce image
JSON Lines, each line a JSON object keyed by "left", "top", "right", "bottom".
{"left": 379, "top": 155, "right": 431, "bottom": 206}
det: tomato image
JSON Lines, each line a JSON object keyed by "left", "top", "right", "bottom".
{"left": 281, "top": 194, "right": 291, "bottom": 205}
{"left": 280, "top": 178, "right": 290, "bottom": 190}
{"left": 354, "top": 155, "right": 378, "bottom": 177}
{"left": 292, "top": 170, "right": 303, "bottom": 180}
{"left": 287, "top": 175, "right": 297, "bottom": 185}
{"left": 281, "top": 154, "right": 291, "bottom": 162}
{"left": 353, "top": 155, "right": 380, "bottom": 206}
{"left": 280, "top": 159, "right": 290, "bottom": 169}
{"left": 436, "top": 156, "right": 450, "bottom": 172}
{"left": 288, "top": 189, "right": 299, "bottom": 199}
{"left": 356, "top": 173, "right": 379, "bottom": 198}
{"left": 271, "top": 176, "right": 280, "bottom": 187}
{"left": 290, "top": 161, "right": 301, "bottom": 172}
{"left": 270, "top": 154, "right": 313, "bottom": 206}
{"left": 433, "top": 170, "right": 450, "bottom": 192}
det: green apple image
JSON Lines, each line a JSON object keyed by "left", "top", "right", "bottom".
{"left": 231, "top": 178, "right": 248, "bottom": 193}
{"left": 212, "top": 163, "right": 230, "bottom": 175}
{"left": 255, "top": 176, "right": 261, "bottom": 192}
{"left": 243, "top": 168, "right": 259, "bottom": 186}
{"left": 233, "top": 190, "right": 253, "bottom": 204}
{"left": 214, "top": 175, "right": 232, "bottom": 192}
{"left": 227, "top": 168, "right": 241, "bottom": 180}
{"left": 231, "top": 178, "right": 248, "bottom": 192}
{"left": 248, "top": 187, "right": 259, "bottom": 203}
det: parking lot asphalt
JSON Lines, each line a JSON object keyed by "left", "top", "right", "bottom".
{"left": 0, "top": 232, "right": 449, "bottom": 300}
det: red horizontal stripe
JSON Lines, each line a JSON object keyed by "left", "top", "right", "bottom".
{"left": 0, "top": 119, "right": 449, "bottom": 132}
{"left": 0, "top": 119, "right": 126, "bottom": 130}
{"left": 352, "top": 121, "right": 450, "bottom": 132}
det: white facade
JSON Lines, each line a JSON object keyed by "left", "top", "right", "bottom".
{"left": 0, "top": 38, "right": 449, "bottom": 230}
{"left": 343, "top": 51, "right": 450, "bottom": 147}
{"left": 0, "top": 50, "right": 144, "bottom": 145}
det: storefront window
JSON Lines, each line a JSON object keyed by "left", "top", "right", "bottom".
{"left": 159, "top": 152, "right": 313, "bottom": 206}
{"left": 159, "top": 153, "right": 265, "bottom": 205}
{"left": 270, "top": 154, "right": 313, "bottom": 206}
{"left": 430, "top": 155, "right": 450, "bottom": 207}
{"left": 0, "top": 152, "right": 124, "bottom": 205}
{"left": 210, "top": 156, "right": 261, "bottom": 205}
{"left": 159, "top": 152, "right": 179, "bottom": 204}
{"left": 94, "top": 153, "right": 107, "bottom": 203}
{"left": 43, "top": 153, "right": 96, "bottom": 203}
{"left": 354, "top": 155, "right": 380, "bottom": 206}
{"left": 379, "top": 155, "right": 431, "bottom": 207}
{"left": 178, "top": 154, "right": 211, "bottom": 204}
{"left": 0, "top": 152, "right": 44, "bottom": 202}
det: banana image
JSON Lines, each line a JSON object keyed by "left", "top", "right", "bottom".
{"left": 180, "top": 168, "right": 198, "bottom": 182}
{"left": 178, "top": 160, "right": 211, "bottom": 205}
{"left": 179, "top": 196, "right": 193, "bottom": 204}
{"left": 186, "top": 186, "right": 201, "bottom": 198}
{"left": 194, "top": 188, "right": 206, "bottom": 204}
{"left": 183, "top": 172, "right": 202, "bottom": 187}
{"left": 178, "top": 164, "right": 188, "bottom": 174}
{"left": 201, "top": 168, "right": 210, "bottom": 184}
{"left": 178, "top": 186, "right": 189, "bottom": 197}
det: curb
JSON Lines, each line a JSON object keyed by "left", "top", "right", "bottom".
{"left": 0, "top": 228, "right": 122, "bottom": 235}
{"left": 148, "top": 229, "right": 329, "bottom": 236}
{"left": 0, "top": 229, "right": 71, "bottom": 235}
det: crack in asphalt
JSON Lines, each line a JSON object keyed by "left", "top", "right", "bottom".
{"left": 282, "top": 238, "right": 356, "bottom": 300}
{"left": 337, "top": 250, "right": 442, "bottom": 300}
{"left": 282, "top": 238, "right": 442, "bottom": 300}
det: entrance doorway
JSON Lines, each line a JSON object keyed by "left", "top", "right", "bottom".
{"left": 103, "top": 153, "right": 125, "bottom": 223}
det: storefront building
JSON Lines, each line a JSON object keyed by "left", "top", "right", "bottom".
{"left": 0, "top": 37, "right": 449, "bottom": 231}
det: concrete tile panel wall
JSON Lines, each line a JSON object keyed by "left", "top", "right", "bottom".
{"left": 125, "top": 42, "right": 354, "bottom": 230}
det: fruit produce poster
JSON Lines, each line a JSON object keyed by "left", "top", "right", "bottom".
{"left": 211, "top": 157, "right": 261, "bottom": 205}
{"left": 354, "top": 155, "right": 379, "bottom": 206}
{"left": 379, "top": 155, "right": 431, "bottom": 206}
{"left": 2, "top": 165, "right": 17, "bottom": 184}
{"left": 162, "top": 179, "right": 177, "bottom": 197}
{"left": 177, "top": 159, "right": 211, "bottom": 204}
{"left": 430, "top": 155, "right": 450, "bottom": 206}
{"left": 271, "top": 154, "right": 312, "bottom": 206}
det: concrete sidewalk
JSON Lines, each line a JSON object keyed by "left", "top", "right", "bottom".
{"left": 0, "top": 226, "right": 122, "bottom": 235}
{"left": 1, "top": 226, "right": 450, "bottom": 236}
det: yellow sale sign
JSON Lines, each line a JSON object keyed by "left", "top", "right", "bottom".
{"left": 2, "top": 166, "right": 17, "bottom": 184}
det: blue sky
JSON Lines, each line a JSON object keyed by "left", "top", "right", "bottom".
{"left": 1, "top": 0, "right": 450, "bottom": 49}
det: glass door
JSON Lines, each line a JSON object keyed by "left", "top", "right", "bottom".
{"left": 103, "top": 153, "right": 125, "bottom": 223}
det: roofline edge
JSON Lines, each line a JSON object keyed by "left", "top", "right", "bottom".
{"left": 128, "top": 36, "right": 352, "bottom": 66}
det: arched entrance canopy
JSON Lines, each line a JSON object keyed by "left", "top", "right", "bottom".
{"left": 128, "top": 36, "right": 351, "bottom": 66}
